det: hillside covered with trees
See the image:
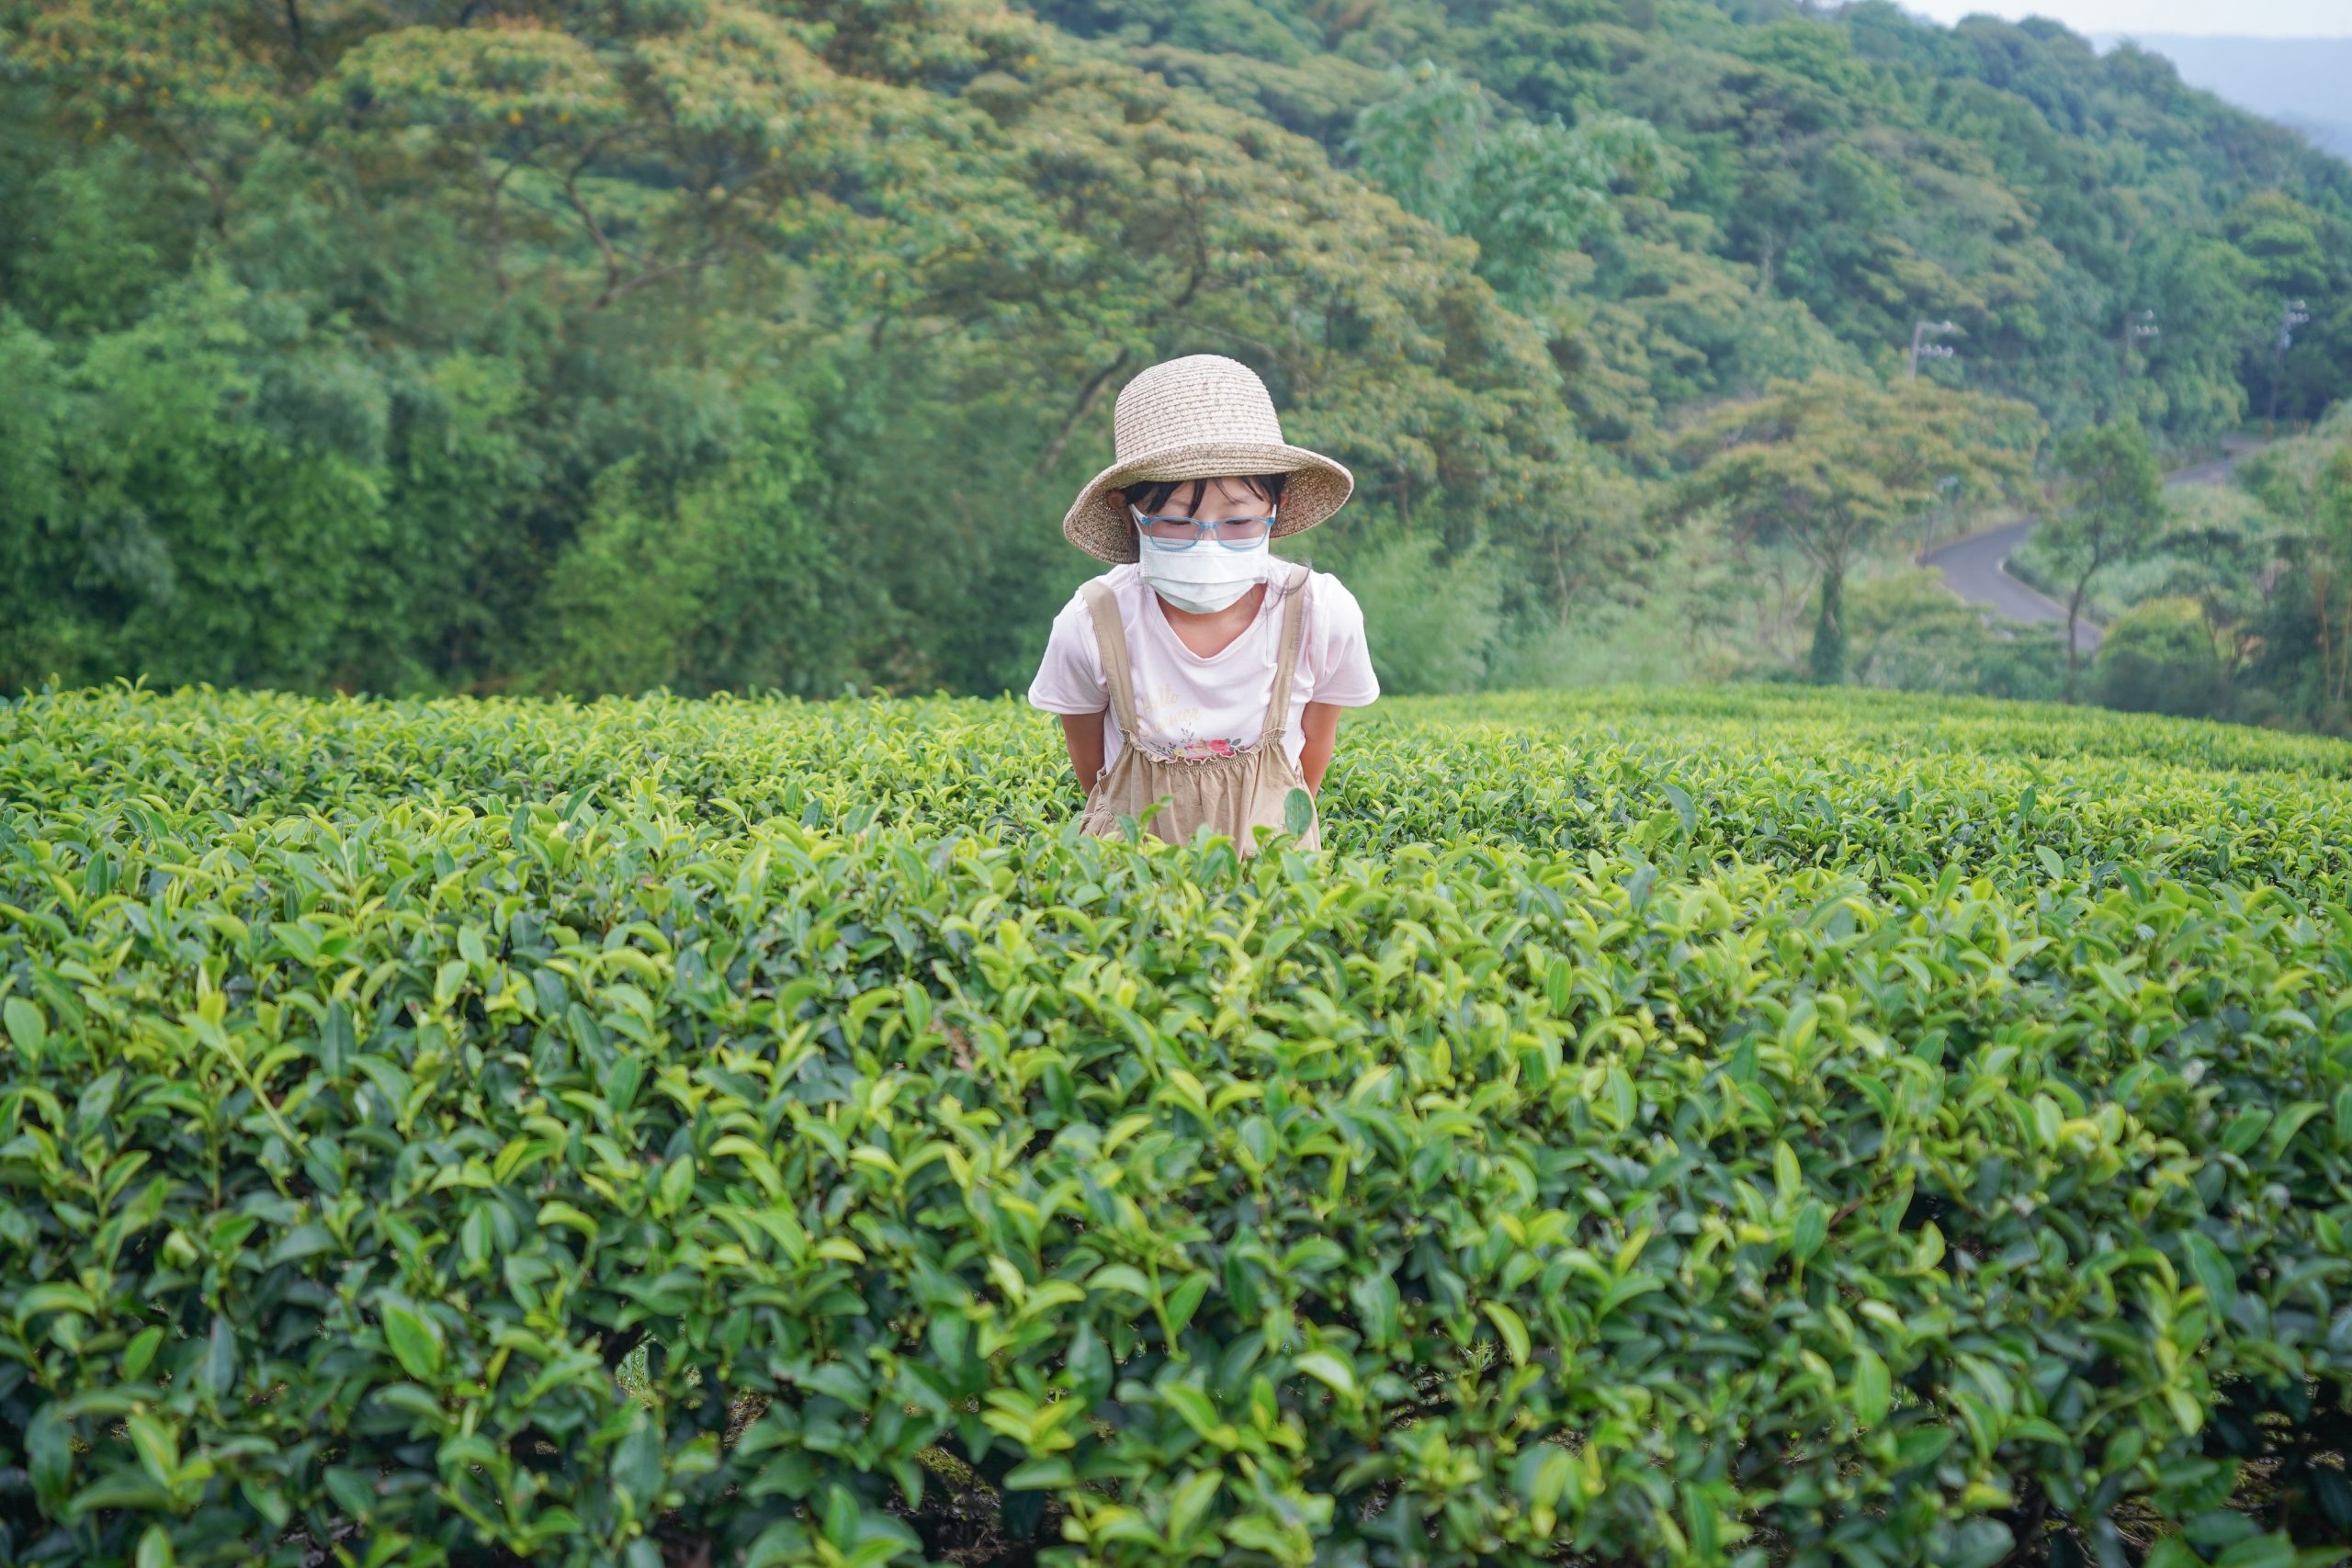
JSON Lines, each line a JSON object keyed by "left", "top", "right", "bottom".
{"left": 5, "top": 0, "right": 2350, "bottom": 728}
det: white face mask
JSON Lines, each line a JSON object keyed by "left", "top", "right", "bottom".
{"left": 1131, "top": 506, "right": 1272, "bottom": 615}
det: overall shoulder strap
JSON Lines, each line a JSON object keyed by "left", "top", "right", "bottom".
{"left": 1080, "top": 579, "right": 1141, "bottom": 739}
{"left": 1259, "top": 566, "right": 1311, "bottom": 743}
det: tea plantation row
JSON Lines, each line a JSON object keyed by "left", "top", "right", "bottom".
{"left": 2, "top": 686, "right": 2349, "bottom": 1568}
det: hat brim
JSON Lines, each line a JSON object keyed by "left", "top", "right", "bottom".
{"left": 1062, "top": 442, "right": 1355, "bottom": 564}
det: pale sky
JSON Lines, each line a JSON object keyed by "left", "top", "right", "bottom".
{"left": 1905, "top": 0, "right": 2352, "bottom": 34}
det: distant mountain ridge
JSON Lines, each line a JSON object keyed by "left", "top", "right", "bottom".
{"left": 2093, "top": 33, "right": 2352, "bottom": 160}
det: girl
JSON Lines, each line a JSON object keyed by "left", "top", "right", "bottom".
{"left": 1027, "top": 355, "right": 1379, "bottom": 851}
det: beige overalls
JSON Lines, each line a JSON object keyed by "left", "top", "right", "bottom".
{"left": 1074, "top": 567, "right": 1322, "bottom": 853}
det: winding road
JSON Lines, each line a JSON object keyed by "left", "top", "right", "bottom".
{"left": 1919, "top": 437, "right": 2262, "bottom": 653}
{"left": 1919, "top": 519, "right": 2099, "bottom": 654}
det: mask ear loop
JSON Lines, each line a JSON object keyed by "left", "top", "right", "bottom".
{"left": 1261, "top": 500, "right": 1306, "bottom": 602}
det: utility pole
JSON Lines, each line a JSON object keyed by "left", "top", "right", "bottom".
{"left": 2117, "top": 310, "right": 2158, "bottom": 400}
{"left": 1921, "top": 473, "right": 1961, "bottom": 554}
{"left": 1908, "top": 320, "right": 1960, "bottom": 379}
{"left": 2267, "top": 299, "right": 2312, "bottom": 440}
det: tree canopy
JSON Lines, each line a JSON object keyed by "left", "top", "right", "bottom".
{"left": 4, "top": 0, "right": 2349, "bottom": 716}
{"left": 2042, "top": 418, "right": 2165, "bottom": 679}
{"left": 1665, "top": 373, "right": 2041, "bottom": 681}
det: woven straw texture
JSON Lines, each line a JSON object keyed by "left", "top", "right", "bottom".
{"left": 1061, "top": 355, "right": 1354, "bottom": 563}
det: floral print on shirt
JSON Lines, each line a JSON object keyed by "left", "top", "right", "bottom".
{"left": 1132, "top": 678, "right": 1251, "bottom": 762}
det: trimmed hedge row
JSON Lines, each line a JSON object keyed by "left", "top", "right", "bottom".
{"left": 10, "top": 685, "right": 2351, "bottom": 903}
{"left": 2, "top": 687, "right": 2350, "bottom": 1567}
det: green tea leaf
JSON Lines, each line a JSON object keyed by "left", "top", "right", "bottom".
{"left": 1661, "top": 782, "right": 1696, "bottom": 834}
{"left": 614, "top": 1416, "right": 664, "bottom": 1514}
{"left": 1272, "top": 785, "right": 1309, "bottom": 840}
{"left": 199, "top": 1314, "right": 238, "bottom": 1401}
{"left": 1294, "top": 1351, "right": 1358, "bottom": 1400}
{"left": 1790, "top": 1199, "right": 1827, "bottom": 1265}
{"left": 2212, "top": 1534, "right": 2300, "bottom": 1568}
{"left": 2180, "top": 1230, "right": 2238, "bottom": 1321}
{"left": 381, "top": 1300, "right": 444, "bottom": 1382}
{"left": 1350, "top": 1272, "right": 1401, "bottom": 1348}
{"left": 122, "top": 1325, "right": 165, "bottom": 1382}
{"left": 1850, "top": 1344, "right": 1890, "bottom": 1427}
{"left": 1944, "top": 1519, "right": 2016, "bottom": 1568}
{"left": 4, "top": 997, "right": 46, "bottom": 1063}
{"left": 1164, "top": 1271, "right": 1211, "bottom": 1337}
{"left": 1481, "top": 1301, "right": 1530, "bottom": 1367}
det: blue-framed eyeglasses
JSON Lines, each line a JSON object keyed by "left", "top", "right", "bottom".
{"left": 1129, "top": 504, "right": 1277, "bottom": 551}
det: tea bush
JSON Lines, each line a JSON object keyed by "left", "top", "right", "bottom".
{"left": 3, "top": 686, "right": 2350, "bottom": 1568}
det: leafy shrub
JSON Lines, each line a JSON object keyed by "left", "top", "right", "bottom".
{"left": 2097, "top": 598, "right": 2231, "bottom": 719}
{"left": 1333, "top": 532, "right": 1506, "bottom": 696}
{"left": 1842, "top": 570, "right": 2067, "bottom": 702}
{"left": 2, "top": 688, "right": 2350, "bottom": 1567}
{"left": 1484, "top": 597, "right": 1717, "bottom": 690}
{"left": 530, "top": 389, "right": 855, "bottom": 700}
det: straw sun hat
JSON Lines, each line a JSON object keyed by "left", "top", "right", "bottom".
{"left": 1061, "top": 355, "right": 1355, "bottom": 564}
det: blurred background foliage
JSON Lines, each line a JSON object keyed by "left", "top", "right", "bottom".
{"left": 3, "top": 0, "right": 2351, "bottom": 729}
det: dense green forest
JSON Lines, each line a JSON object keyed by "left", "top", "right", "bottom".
{"left": 4, "top": 0, "right": 2350, "bottom": 728}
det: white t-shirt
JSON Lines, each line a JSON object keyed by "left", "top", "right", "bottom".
{"left": 1027, "top": 564, "right": 1380, "bottom": 769}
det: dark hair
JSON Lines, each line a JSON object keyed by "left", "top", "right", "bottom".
{"left": 1120, "top": 472, "right": 1288, "bottom": 518}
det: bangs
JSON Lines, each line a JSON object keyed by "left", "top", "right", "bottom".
{"left": 1124, "top": 473, "right": 1290, "bottom": 517}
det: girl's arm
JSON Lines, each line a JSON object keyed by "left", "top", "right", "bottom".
{"left": 1060, "top": 711, "right": 1106, "bottom": 794}
{"left": 1300, "top": 701, "right": 1341, "bottom": 794}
